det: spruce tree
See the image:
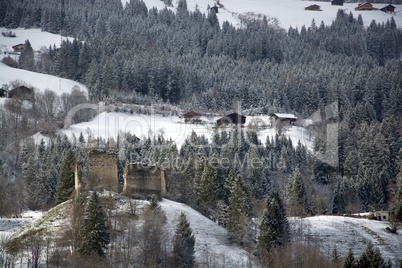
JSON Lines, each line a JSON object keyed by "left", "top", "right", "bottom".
{"left": 194, "top": 156, "right": 218, "bottom": 212}
{"left": 258, "top": 191, "right": 290, "bottom": 255}
{"left": 149, "top": 194, "right": 160, "bottom": 212}
{"left": 343, "top": 248, "right": 357, "bottom": 268}
{"left": 227, "top": 174, "right": 249, "bottom": 245}
{"left": 142, "top": 194, "right": 166, "bottom": 266}
{"left": 288, "top": 168, "right": 308, "bottom": 216}
{"left": 173, "top": 212, "right": 195, "bottom": 268}
{"left": 331, "top": 244, "right": 341, "bottom": 267}
{"left": 19, "top": 39, "right": 35, "bottom": 71}
{"left": 55, "top": 149, "right": 76, "bottom": 205}
{"left": 358, "top": 241, "right": 385, "bottom": 268}
{"left": 78, "top": 191, "right": 110, "bottom": 257}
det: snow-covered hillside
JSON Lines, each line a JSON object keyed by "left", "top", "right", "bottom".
{"left": 1, "top": 194, "right": 256, "bottom": 267}
{"left": 62, "top": 111, "right": 314, "bottom": 149}
{"left": 3, "top": 198, "right": 401, "bottom": 266}
{"left": 130, "top": 0, "right": 402, "bottom": 29}
{"left": 291, "top": 215, "right": 402, "bottom": 265}
{"left": 0, "top": 27, "right": 73, "bottom": 54}
{"left": 160, "top": 199, "right": 256, "bottom": 266}
{"left": 0, "top": 28, "right": 86, "bottom": 100}
{"left": 0, "top": 62, "right": 88, "bottom": 97}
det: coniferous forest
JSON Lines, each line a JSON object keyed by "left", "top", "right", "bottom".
{"left": 0, "top": 0, "right": 401, "bottom": 267}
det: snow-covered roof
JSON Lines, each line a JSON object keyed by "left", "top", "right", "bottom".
{"left": 272, "top": 113, "right": 297, "bottom": 119}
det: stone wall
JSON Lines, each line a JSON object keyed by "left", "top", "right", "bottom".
{"left": 87, "top": 149, "right": 118, "bottom": 192}
{"left": 123, "top": 163, "right": 166, "bottom": 196}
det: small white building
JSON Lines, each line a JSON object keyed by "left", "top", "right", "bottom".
{"left": 373, "top": 211, "right": 389, "bottom": 221}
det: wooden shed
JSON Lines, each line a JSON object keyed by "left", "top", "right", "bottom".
{"left": 380, "top": 4, "right": 395, "bottom": 14}
{"left": 305, "top": 5, "right": 321, "bottom": 11}
{"left": 331, "top": 0, "right": 344, "bottom": 6}
{"left": 181, "top": 111, "right": 201, "bottom": 123}
{"left": 355, "top": 2, "right": 377, "bottom": 11}
{"left": 217, "top": 113, "right": 246, "bottom": 127}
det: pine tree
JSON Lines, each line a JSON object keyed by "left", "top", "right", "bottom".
{"left": 223, "top": 169, "right": 236, "bottom": 203}
{"left": 173, "top": 212, "right": 195, "bottom": 268}
{"left": 142, "top": 194, "right": 166, "bottom": 266}
{"left": 258, "top": 191, "right": 289, "bottom": 255}
{"left": 149, "top": 194, "right": 160, "bottom": 212}
{"left": 19, "top": 39, "right": 35, "bottom": 71}
{"left": 331, "top": 244, "right": 341, "bottom": 267}
{"left": 55, "top": 149, "right": 76, "bottom": 205}
{"left": 288, "top": 168, "right": 308, "bottom": 216}
{"left": 78, "top": 191, "right": 110, "bottom": 257}
{"left": 227, "top": 174, "right": 249, "bottom": 245}
{"left": 358, "top": 241, "right": 385, "bottom": 268}
{"left": 194, "top": 156, "right": 218, "bottom": 212}
{"left": 343, "top": 249, "right": 357, "bottom": 268}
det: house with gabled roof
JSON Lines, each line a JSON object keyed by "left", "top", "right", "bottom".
{"left": 181, "top": 111, "right": 202, "bottom": 123}
{"left": 217, "top": 113, "right": 246, "bottom": 127}
{"left": 305, "top": 5, "right": 321, "bottom": 11}
{"left": 270, "top": 113, "right": 297, "bottom": 129}
{"left": 380, "top": 4, "right": 396, "bottom": 14}
{"left": 355, "top": 2, "right": 377, "bottom": 11}
{"left": 12, "top": 43, "right": 24, "bottom": 52}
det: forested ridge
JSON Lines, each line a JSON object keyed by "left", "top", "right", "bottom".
{"left": 0, "top": 0, "right": 401, "bottom": 266}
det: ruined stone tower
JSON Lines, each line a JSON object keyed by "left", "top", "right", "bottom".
{"left": 122, "top": 163, "right": 166, "bottom": 196}
{"left": 87, "top": 149, "right": 118, "bottom": 192}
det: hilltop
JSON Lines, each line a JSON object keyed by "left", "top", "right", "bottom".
{"left": 2, "top": 193, "right": 257, "bottom": 267}
{"left": 2, "top": 194, "right": 401, "bottom": 266}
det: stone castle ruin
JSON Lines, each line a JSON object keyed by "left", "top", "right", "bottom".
{"left": 123, "top": 163, "right": 166, "bottom": 197}
{"left": 87, "top": 149, "right": 119, "bottom": 192}
{"left": 75, "top": 140, "right": 166, "bottom": 196}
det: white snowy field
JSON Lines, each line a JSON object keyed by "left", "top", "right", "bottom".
{"left": 132, "top": 0, "right": 402, "bottom": 29}
{"left": 0, "top": 27, "right": 73, "bottom": 54}
{"left": 291, "top": 215, "right": 402, "bottom": 265}
{"left": 62, "top": 111, "right": 313, "bottom": 149}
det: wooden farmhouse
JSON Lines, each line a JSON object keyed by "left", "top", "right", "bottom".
{"left": 8, "top": 86, "right": 34, "bottom": 101}
{"left": 331, "top": 0, "right": 344, "bottom": 6}
{"left": 181, "top": 111, "right": 201, "bottom": 124}
{"left": 217, "top": 112, "right": 246, "bottom": 127}
{"left": 380, "top": 4, "right": 396, "bottom": 14}
{"left": 305, "top": 5, "right": 321, "bottom": 11}
{"left": 271, "top": 113, "right": 297, "bottom": 128}
{"left": 12, "top": 43, "right": 25, "bottom": 52}
{"left": 355, "top": 2, "right": 377, "bottom": 11}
